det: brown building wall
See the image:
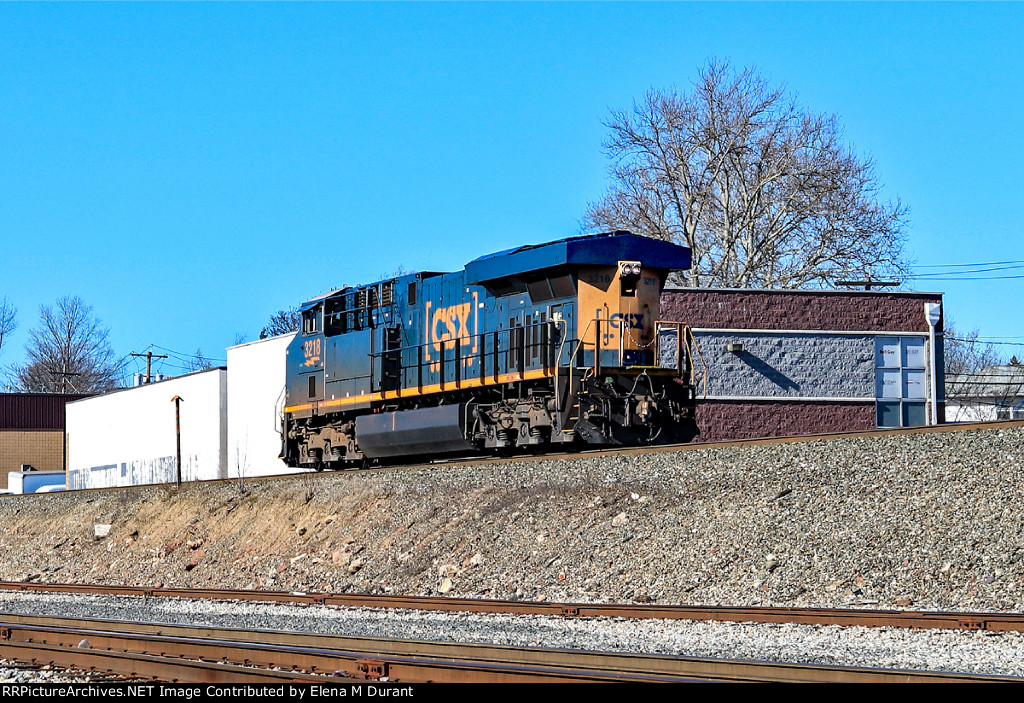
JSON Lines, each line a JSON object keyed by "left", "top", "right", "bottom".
{"left": 662, "top": 289, "right": 943, "bottom": 333}
{"left": 696, "top": 401, "right": 877, "bottom": 443}
{"left": 0, "top": 430, "right": 65, "bottom": 490}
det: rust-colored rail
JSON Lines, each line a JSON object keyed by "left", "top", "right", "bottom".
{"left": 3, "top": 581, "right": 1022, "bottom": 633}
{"left": 0, "top": 612, "right": 1015, "bottom": 684}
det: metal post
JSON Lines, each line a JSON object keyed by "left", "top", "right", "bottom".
{"left": 172, "top": 395, "right": 183, "bottom": 487}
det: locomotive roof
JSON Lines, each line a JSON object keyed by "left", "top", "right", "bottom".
{"left": 464, "top": 231, "right": 691, "bottom": 286}
{"left": 299, "top": 232, "right": 691, "bottom": 309}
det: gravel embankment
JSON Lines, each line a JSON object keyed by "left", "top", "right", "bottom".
{"left": 0, "top": 590, "right": 1021, "bottom": 677}
{"left": 0, "top": 424, "right": 1022, "bottom": 611}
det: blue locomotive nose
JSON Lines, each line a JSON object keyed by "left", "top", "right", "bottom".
{"left": 281, "top": 231, "right": 698, "bottom": 469}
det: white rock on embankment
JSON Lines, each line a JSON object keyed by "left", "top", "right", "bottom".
{"left": 1, "top": 424, "right": 1022, "bottom": 611}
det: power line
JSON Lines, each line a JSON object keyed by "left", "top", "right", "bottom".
{"left": 908, "top": 274, "right": 1024, "bottom": 281}
{"left": 913, "top": 265, "right": 1024, "bottom": 277}
{"left": 150, "top": 344, "right": 226, "bottom": 364}
{"left": 947, "top": 337, "right": 1024, "bottom": 347}
{"left": 913, "top": 259, "right": 1024, "bottom": 268}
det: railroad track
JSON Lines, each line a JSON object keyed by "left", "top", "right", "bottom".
{"left": 0, "top": 612, "right": 1015, "bottom": 683}
{"left": 3, "top": 582, "right": 1023, "bottom": 633}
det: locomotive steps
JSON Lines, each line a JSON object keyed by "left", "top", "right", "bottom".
{"left": 2, "top": 422, "right": 1022, "bottom": 612}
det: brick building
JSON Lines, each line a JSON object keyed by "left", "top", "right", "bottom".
{"left": 0, "top": 393, "right": 86, "bottom": 490}
{"left": 661, "top": 289, "right": 945, "bottom": 443}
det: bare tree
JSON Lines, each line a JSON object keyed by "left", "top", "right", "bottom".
{"left": 260, "top": 307, "right": 301, "bottom": 339}
{"left": 14, "top": 296, "right": 123, "bottom": 393}
{"left": 0, "top": 296, "right": 15, "bottom": 357}
{"left": 185, "top": 348, "right": 213, "bottom": 373}
{"left": 943, "top": 322, "right": 1024, "bottom": 420}
{"left": 585, "top": 59, "right": 910, "bottom": 288}
{"left": 943, "top": 323, "right": 1001, "bottom": 379}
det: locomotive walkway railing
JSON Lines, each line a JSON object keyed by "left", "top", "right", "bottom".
{"left": 369, "top": 319, "right": 561, "bottom": 396}
{"left": 368, "top": 318, "right": 703, "bottom": 398}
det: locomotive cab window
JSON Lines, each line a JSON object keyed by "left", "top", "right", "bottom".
{"left": 303, "top": 307, "right": 322, "bottom": 335}
{"left": 324, "top": 299, "right": 345, "bottom": 336}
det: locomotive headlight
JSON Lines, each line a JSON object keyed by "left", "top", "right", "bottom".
{"left": 619, "top": 260, "right": 642, "bottom": 277}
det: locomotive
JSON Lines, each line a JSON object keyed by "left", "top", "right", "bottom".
{"left": 281, "top": 231, "right": 700, "bottom": 468}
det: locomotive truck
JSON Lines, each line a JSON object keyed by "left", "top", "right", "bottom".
{"left": 281, "top": 231, "right": 700, "bottom": 468}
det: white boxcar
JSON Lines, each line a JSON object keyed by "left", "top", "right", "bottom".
{"left": 226, "top": 333, "right": 301, "bottom": 479}
{"left": 67, "top": 369, "right": 227, "bottom": 489}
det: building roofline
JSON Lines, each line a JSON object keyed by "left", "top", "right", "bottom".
{"left": 665, "top": 287, "right": 943, "bottom": 298}
{"left": 65, "top": 366, "right": 227, "bottom": 405}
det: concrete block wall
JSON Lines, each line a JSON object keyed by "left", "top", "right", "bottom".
{"left": 697, "top": 332, "right": 876, "bottom": 399}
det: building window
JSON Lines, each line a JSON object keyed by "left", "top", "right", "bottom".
{"left": 875, "top": 336, "right": 928, "bottom": 428}
{"left": 996, "top": 400, "right": 1024, "bottom": 420}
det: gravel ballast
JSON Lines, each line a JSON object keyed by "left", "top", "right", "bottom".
{"left": 0, "top": 424, "right": 1022, "bottom": 612}
{"left": 0, "top": 590, "right": 1021, "bottom": 678}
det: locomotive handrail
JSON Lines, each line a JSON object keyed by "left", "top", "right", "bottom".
{"left": 654, "top": 320, "right": 706, "bottom": 399}
{"left": 571, "top": 314, "right": 665, "bottom": 371}
{"left": 553, "top": 317, "right": 569, "bottom": 416}
{"left": 367, "top": 320, "right": 567, "bottom": 394}
{"left": 570, "top": 317, "right": 597, "bottom": 368}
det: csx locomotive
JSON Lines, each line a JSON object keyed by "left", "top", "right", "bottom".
{"left": 282, "top": 231, "right": 699, "bottom": 468}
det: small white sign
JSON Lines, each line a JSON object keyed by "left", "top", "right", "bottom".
{"left": 903, "top": 370, "right": 926, "bottom": 399}
{"left": 876, "top": 369, "right": 902, "bottom": 398}
{"left": 903, "top": 339, "right": 926, "bottom": 369}
{"left": 875, "top": 338, "right": 901, "bottom": 368}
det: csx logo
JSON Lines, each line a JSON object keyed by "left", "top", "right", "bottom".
{"left": 608, "top": 313, "right": 644, "bottom": 330}
{"left": 599, "top": 310, "right": 645, "bottom": 346}
{"left": 425, "top": 296, "right": 479, "bottom": 361}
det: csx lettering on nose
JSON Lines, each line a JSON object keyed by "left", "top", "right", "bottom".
{"left": 608, "top": 313, "right": 643, "bottom": 329}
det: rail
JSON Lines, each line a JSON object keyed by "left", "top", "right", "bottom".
{"left": 0, "top": 611, "right": 1014, "bottom": 683}
{"left": 5, "top": 582, "right": 1024, "bottom": 633}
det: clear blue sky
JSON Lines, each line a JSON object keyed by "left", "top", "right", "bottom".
{"left": 1, "top": 2, "right": 1022, "bottom": 382}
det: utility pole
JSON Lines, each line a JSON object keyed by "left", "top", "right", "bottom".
{"left": 131, "top": 349, "right": 168, "bottom": 384}
{"left": 836, "top": 280, "right": 901, "bottom": 291}
{"left": 50, "top": 362, "right": 81, "bottom": 393}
